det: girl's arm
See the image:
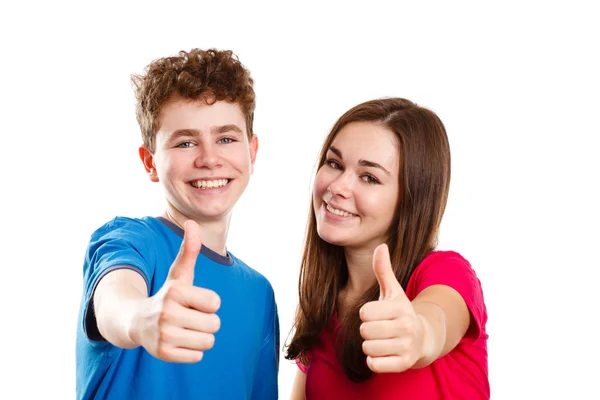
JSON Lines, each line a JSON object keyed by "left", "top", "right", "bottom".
{"left": 290, "top": 369, "right": 306, "bottom": 400}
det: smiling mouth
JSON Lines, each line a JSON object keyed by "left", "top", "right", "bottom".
{"left": 325, "top": 202, "right": 357, "bottom": 217}
{"left": 190, "top": 179, "right": 230, "bottom": 189}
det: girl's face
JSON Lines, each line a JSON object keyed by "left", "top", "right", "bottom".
{"left": 313, "top": 121, "right": 400, "bottom": 253}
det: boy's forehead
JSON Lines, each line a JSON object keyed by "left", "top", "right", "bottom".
{"left": 157, "top": 98, "right": 247, "bottom": 135}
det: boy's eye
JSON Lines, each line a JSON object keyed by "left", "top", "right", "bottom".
{"left": 176, "top": 141, "right": 194, "bottom": 148}
{"left": 218, "top": 137, "right": 235, "bottom": 144}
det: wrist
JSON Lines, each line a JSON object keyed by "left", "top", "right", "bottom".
{"left": 126, "top": 297, "right": 146, "bottom": 348}
{"left": 413, "top": 313, "right": 438, "bottom": 368}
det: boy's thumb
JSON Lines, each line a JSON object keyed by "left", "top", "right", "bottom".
{"left": 167, "top": 220, "right": 202, "bottom": 284}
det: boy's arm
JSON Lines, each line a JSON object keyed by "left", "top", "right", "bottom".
{"left": 93, "top": 268, "right": 150, "bottom": 348}
{"left": 90, "top": 221, "right": 222, "bottom": 363}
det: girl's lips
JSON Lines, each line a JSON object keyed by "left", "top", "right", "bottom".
{"left": 323, "top": 202, "right": 358, "bottom": 220}
{"left": 324, "top": 201, "right": 357, "bottom": 217}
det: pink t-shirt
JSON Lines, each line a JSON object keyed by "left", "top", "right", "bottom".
{"left": 297, "top": 251, "right": 489, "bottom": 400}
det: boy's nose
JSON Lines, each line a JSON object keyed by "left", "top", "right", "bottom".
{"left": 195, "top": 144, "right": 221, "bottom": 168}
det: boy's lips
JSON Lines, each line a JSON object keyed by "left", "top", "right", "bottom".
{"left": 189, "top": 178, "right": 232, "bottom": 189}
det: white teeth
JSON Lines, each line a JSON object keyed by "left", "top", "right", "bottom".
{"left": 191, "top": 179, "right": 229, "bottom": 189}
{"left": 326, "top": 204, "right": 355, "bottom": 217}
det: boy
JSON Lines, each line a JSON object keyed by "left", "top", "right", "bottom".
{"left": 76, "top": 48, "right": 279, "bottom": 399}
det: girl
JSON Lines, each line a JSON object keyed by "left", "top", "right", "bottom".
{"left": 286, "top": 98, "right": 489, "bottom": 399}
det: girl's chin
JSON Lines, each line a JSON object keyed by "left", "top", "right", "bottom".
{"left": 317, "top": 231, "right": 353, "bottom": 247}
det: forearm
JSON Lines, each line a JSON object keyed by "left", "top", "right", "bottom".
{"left": 412, "top": 300, "right": 447, "bottom": 368}
{"left": 94, "top": 269, "right": 148, "bottom": 348}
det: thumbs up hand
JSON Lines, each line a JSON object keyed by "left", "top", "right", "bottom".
{"left": 359, "top": 244, "right": 425, "bottom": 373}
{"left": 132, "top": 220, "right": 221, "bottom": 363}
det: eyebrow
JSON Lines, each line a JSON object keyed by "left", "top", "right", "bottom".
{"left": 213, "top": 124, "right": 243, "bottom": 135}
{"left": 168, "top": 125, "right": 244, "bottom": 140}
{"left": 328, "top": 146, "right": 391, "bottom": 175}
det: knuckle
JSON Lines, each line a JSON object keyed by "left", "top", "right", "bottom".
{"left": 359, "top": 305, "right": 367, "bottom": 321}
{"left": 211, "top": 292, "right": 221, "bottom": 310}
{"left": 398, "top": 315, "right": 413, "bottom": 329}
{"left": 392, "top": 323, "right": 403, "bottom": 337}
{"left": 359, "top": 323, "right": 367, "bottom": 338}
{"left": 164, "top": 284, "right": 181, "bottom": 300}
{"left": 368, "top": 358, "right": 380, "bottom": 373}
{"left": 203, "top": 334, "right": 215, "bottom": 350}
{"left": 158, "top": 328, "right": 175, "bottom": 344}
{"left": 392, "top": 302, "right": 405, "bottom": 316}
{"left": 193, "top": 351, "right": 204, "bottom": 363}
{"left": 394, "top": 359, "right": 403, "bottom": 372}
{"left": 155, "top": 346, "right": 171, "bottom": 361}
{"left": 405, "top": 322, "right": 416, "bottom": 336}
{"left": 400, "top": 337, "right": 413, "bottom": 351}
{"left": 158, "top": 307, "right": 175, "bottom": 325}
{"left": 211, "top": 315, "right": 221, "bottom": 332}
{"left": 399, "top": 358, "right": 411, "bottom": 372}
{"left": 362, "top": 340, "right": 370, "bottom": 354}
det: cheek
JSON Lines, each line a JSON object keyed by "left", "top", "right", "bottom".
{"left": 229, "top": 147, "right": 252, "bottom": 170}
{"left": 354, "top": 191, "right": 377, "bottom": 215}
{"left": 356, "top": 188, "right": 398, "bottom": 218}
{"left": 313, "top": 168, "right": 329, "bottom": 199}
{"left": 160, "top": 158, "right": 181, "bottom": 177}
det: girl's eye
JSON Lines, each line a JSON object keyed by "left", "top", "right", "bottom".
{"left": 218, "top": 137, "right": 235, "bottom": 144}
{"left": 362, "top": 174, "right": 380, "bottom": 184}
{"left": 326, "top": 159, "right": 342, "bottom": 169}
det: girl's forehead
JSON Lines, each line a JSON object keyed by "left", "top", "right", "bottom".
{"left": 330, "top": 122, "right": 399, "bottom": 165}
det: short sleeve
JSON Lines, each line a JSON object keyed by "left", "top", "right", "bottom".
{"left": 81, "top": 217, "right": 156, "bottom": 341}
{"left": 295, "top": 351, "right": 312, "bottom": 373}
{"left": 296, "top": 358, "right": 308, "bottom": 373}
{"left": 409, "top": 251, "right": 487, "bottom": 339}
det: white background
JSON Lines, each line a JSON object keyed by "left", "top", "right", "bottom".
{"left": 1, "top": 1, "right": 598, "bottom": 399}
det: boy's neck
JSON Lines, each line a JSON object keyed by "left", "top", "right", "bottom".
{"left": 163, "top": 209, "right": 230, "bottom": 257}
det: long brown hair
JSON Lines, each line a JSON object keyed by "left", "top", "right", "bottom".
{"left": 285, "top": 98, "right": 451, "bottom": 382}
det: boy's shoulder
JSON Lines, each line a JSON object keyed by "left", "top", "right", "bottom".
{"left": 93, "top": 216, "right": 161, "bottom": 235}
{"left": 89, "top": 216, "right": 167, "bottom": 246}
{"left": 228, "top": 252, "right": 275, "bottom": 293}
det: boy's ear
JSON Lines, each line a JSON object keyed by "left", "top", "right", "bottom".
{"left": 139, "top": 145, "right": 159, "bottom": 182}
{"left": 249, "top": 134, "right": 259, "bottom": 174}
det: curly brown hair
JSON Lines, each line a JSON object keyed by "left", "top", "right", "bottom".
{"left": 131, "top": 48, "right": 255, "bottom": 152}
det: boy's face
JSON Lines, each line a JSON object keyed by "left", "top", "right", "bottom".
{"left": 140, "top": 97, "right": 258, "bottom": 224}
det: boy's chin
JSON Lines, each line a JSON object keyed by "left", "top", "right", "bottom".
{"left": 197, "top": 207, "right": 235, "bottom": 221}
{"left": 185, "top": 203, "right": 235, "bottom": 222}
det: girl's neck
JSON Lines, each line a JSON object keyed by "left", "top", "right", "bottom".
{"left": 343, "top": 246, "right": 377, "bottom": 296}
{"left": 337, "top": 246, "right": 377, "bottom": 320}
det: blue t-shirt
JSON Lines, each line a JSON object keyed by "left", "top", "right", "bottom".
{"left": 76, "top": 216, "right": 279, "bottom": 399}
